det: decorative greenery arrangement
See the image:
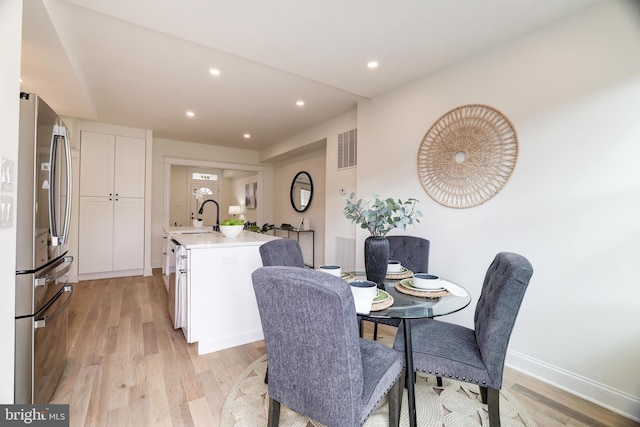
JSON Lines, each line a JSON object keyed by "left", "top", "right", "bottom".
{"left": 249, "top": 223, "right": 274, "bottom": 233}
{"left": 343, "top": 193, "right": 422, "bottom": 237}
{"left": 220, "top": 218, "right": 245, "bottom": 226}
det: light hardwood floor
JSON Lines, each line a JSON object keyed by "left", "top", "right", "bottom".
{"left": 51, "top": 270, "right": 637, "bottom": 426}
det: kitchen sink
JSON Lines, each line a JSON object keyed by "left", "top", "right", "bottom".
{"left": 167, "top": 226, "right": 216, "bottom": 234}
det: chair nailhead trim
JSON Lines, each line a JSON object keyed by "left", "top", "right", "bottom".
{"left": 413, "top": 369, "right": 489, "bottom": 387}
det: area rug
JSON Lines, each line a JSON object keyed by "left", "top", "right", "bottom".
{"left": 220, "top": 354, "right": 537, "bottom": 427}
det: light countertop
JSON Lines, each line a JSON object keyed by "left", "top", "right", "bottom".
{"left": 171, "top": 230, "right": 279, "bottom": 249}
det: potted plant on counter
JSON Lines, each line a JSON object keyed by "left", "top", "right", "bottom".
{"left": 343, "top": 193, "right": 422, "bottom": 286}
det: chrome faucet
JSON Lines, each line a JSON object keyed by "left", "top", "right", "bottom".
{"left": 198, "top": 199, "right": 220, "bottom": 231}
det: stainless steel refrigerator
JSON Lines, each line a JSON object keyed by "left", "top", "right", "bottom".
{"left": 15, "top": 93, "right": 74, "bottom": 404}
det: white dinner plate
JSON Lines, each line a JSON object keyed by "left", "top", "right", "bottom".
{"left": 387, "top": 266, "right": 409, "bottom": 275}
{"left": 400, "top": 278, "right": 445, "bottom": 292}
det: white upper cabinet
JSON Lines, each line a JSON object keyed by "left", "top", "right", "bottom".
{"left": 80, "top": 132, "right": 114, "bottom": 197}
{"left": 114, "top": 136, "right": 146, "bottom": 198}
{"left": 80, "top": 131, "right": 145, "bottom": 198}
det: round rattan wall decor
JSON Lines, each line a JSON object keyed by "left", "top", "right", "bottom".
{"left": 417, "top": 104, "right": 518, "bottom": 209}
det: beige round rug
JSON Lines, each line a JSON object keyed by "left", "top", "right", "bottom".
{"left": 220, "top": 355, "right": 537, "bottom": 427}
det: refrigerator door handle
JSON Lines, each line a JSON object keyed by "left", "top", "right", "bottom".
{"left": 34, "top": 284, "right": 73, "bottom": 329}
{"left": 49, "top": 126, "right": 72, "bottom": 247}
{"left": 34, "top": 255, "right": 73, "bottom": 288}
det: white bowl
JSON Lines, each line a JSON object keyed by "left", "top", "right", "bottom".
{"left": 219, "top": 224, "right": 243, "bottom": 238}
{"left": 318, "top": 265, "right": 342, "bottom": 277}
{"left": 412, "top": 273, "right": 441, "bottom": 290}
{"left": 349, "top": 280, "right": 378, "bottom": 314}
{"left": 387, "top": 260, "right": 402, "bottom": 273}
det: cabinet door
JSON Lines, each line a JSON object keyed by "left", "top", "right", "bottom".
{"left": 114, "top": 136, "right": 146, "bottom": 198}
{"left": 78, "top": 196, "right": 113, "bottom": 274}
{"left": 112, "top": 197, "right": 144, "bottom": 271}
{"left": 80, "top": 132, "right": 115, "bottom": 197}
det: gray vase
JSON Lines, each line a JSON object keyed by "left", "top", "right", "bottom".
{"left": 364, "top": 236, "right": 389, "bottom": 288}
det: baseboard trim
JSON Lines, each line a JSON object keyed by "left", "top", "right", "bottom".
{"left": 196, "top": 330, "right": 264, "bottom": 356}
{"left": 506, "top": 350, "right": 640, "bottom": 422}
{"left": 78, "top": 269, "right": 144, "bottom": 281}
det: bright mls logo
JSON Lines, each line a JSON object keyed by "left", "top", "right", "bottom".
{"left": 1, "top": 405, "right": 69, "bottom": 426}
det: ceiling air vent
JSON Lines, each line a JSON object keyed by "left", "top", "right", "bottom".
{"left": 338, "top": 129, "right": 357, "bottom": 169}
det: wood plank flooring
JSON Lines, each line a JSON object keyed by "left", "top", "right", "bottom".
{"left": 51, "top": 270, "right": 637, "bottom": 426}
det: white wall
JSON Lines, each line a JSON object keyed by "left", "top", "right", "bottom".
{"left": 0, "top": 0, "right": 22, "bottom": 403}
{"left": 169, "top": 165, "right": 189, "bottom": 226}
{"left": 273, "top": 149, "right": 326, "bottom": 268}
{"left": 266, "top": 109, "right": 358, "bottom": 268}
{"left": 224, "top": 174, "right": 259, "bottom": 224}
{"left": 337, "top": 0, "right": 639, "bottom": 418}
{"left": 150, "top": 137, "right": 268, "bottom": 268}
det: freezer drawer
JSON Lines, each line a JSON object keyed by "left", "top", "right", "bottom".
{"left": 15, "top": 255, "right": 73, "bottom": 404}
{"left": 33, "top": 282, "right": 73, "bottom": 403}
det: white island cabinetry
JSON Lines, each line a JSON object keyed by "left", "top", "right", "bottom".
{"left": 173, "top": 231, "right": 279, "bottom": 355}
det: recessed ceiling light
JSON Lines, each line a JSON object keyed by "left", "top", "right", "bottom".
{"left": 367, "top": 61, "right": 379, "bottom": 69}
{"left": 296, "top": 100, "right": 305, "bottom": 106}
{"left": 209, "top": 68, "right": 221, "bottom": 76}
{"left": 243, "top": 133, "right": 251, "bottom": 139}
{"left": 186, "top": 111, "right": 195, "bottom": 117}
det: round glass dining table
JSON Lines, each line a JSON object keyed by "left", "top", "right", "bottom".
{"left": 353, "top": 272, "right": 472, "bottom": 427}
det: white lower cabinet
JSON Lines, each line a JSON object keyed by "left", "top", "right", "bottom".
{"left": 112, "top": 198, "right": 144, "bottom": 270}
{"left": 79, "top": 196, "right": 144, "bottom": 275}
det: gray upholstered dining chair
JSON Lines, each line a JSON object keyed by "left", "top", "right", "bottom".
{"left": 393, "top": 252, "right": 533, "bottom": 427}
{"left": 361, "top": 235, "right": 431, "bottom": 341}
{"left": 258, "top": 239, "right": 306, "bottom": 384}
{"left": 259, "top": 239, "right": 305, "bottom": 268}
{"left": 388, "top": 235, "right": 430, "bottom": 274}
{"left": 252, "top": 266, "right": 405, "bottom": 427}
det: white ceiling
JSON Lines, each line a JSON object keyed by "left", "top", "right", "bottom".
{"left": 20, "top": 0, "right": 602, "bottom": 151}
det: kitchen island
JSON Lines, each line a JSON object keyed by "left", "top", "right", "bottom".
{"left": 170, "top": 229, "right": 279, "bottom": 355}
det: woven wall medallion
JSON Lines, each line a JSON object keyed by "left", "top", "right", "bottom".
{"left": 417, "top": 104, "right": 518, "bottom": 209}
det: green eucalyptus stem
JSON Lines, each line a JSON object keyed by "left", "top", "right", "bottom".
{"left": 343, "top": 193, "right": 422, "bottom": 237}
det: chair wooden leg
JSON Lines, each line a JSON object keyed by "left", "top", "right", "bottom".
{"left": 436, "top": 376, "right": 442, "bottom": 387}
{"left": 404, "top": 370, "right": 416, "bottom": 386}
{"left": 264, "top": 366, "right": 268, "bottom": 384}
{"left": 359, "top": 318, "right": 364, "bottom": 338}
{"left": 480, "top": 385, "right": 487, "bottom": 403}
{"left": 387, "top": 373, "right": 404, "bottom": 427}
{"left": 373, "top": 322, "right": 379, "bottom": 340}
{"left": 487, "top": 387, "right": 500, "bottom": 427}
{"left": 267, "top": 398, "right": 281, "bottom": 427}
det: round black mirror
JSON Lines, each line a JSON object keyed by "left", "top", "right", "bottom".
{"left": 290, "top": 171, "right": 313, "bottom": 212}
